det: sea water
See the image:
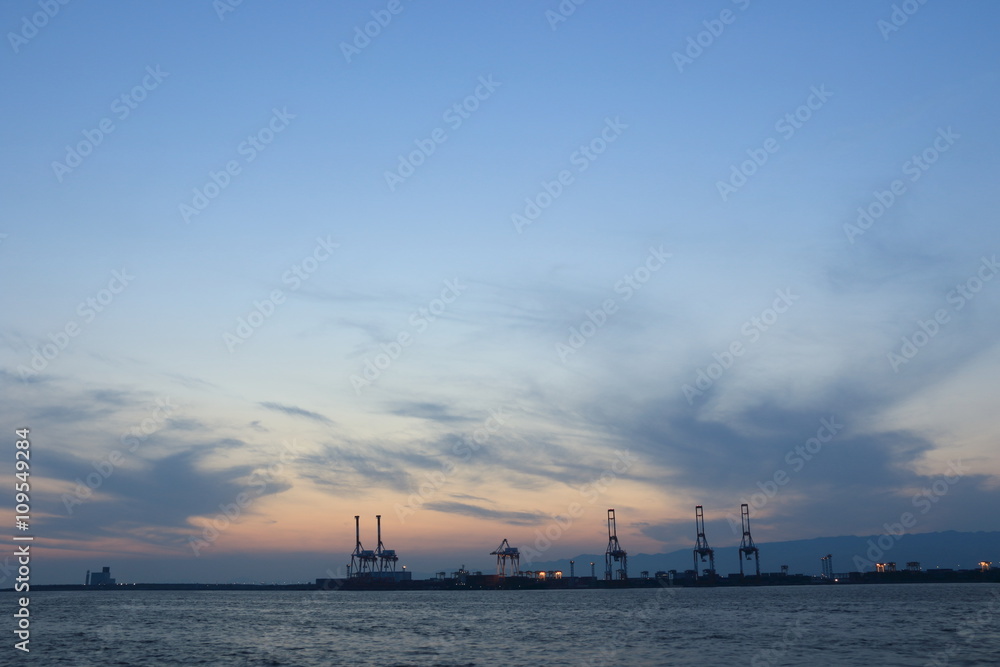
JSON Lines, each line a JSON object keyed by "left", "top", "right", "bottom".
{"left": 7, "top": 583, "right": 1000, "bottom": 666}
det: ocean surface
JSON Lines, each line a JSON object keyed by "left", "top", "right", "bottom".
{"left": 7, "top": 583, "right": 1000, "bottom": 666}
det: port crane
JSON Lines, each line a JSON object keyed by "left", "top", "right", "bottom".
{"left": 490, "top": 539, "right": 520, "bottom": 578}
{"left": 693, "top": 505, "right": 716, "bottom": 580}
{"left": 738, "top": 503, "right": 760, "bottom": 577}
{"left": 605, "top": 509, "right": 628, "bottom": 580}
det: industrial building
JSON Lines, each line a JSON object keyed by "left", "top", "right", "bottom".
{"left": 86, "top": 566, "right": 116, "bottom": 586}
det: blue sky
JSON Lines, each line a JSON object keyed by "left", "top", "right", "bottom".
{"left": 2, "top": 0, "right": 999, "bottom": 583}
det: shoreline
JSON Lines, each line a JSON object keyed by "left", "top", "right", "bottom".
{"left": 7, "top": 568, "right": 998, "bottom": 592}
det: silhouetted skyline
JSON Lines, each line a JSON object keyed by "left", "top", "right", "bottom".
{"left": 3, "top": 1, "right": 999, "bottom": 585}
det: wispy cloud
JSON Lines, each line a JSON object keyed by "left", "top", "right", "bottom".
{"left": 388, "top": 401, "right": 468, "bottom": 423}
{"left": 423, "top": 501, "right": 546, "bottom": 526}
{"left": 39, "top": 446, "right": 293, "bottom": 550}
{"left": 258, "top": 401, "right": 334, "bottom": 425}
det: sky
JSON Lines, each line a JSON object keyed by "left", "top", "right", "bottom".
{"left": 2, "top": 0, "right": 999, "bottom": 584}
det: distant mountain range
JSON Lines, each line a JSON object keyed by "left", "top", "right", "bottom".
{"left": 522, "top": 531, "right": 1000, "bottom": 577}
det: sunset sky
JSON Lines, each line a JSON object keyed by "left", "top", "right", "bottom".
{"left": 2, "top": 1, "right": 999, "bottom": 583}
